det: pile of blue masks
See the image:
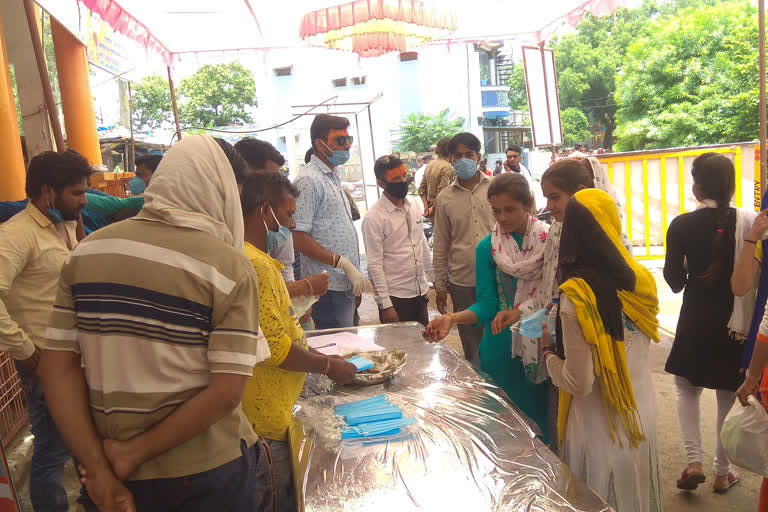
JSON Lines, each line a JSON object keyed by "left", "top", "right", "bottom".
{"left": 346, "top": 355, "right": 375, "bottom": 372}
{"left": 334, "top": 395, "right": 415, "bottom": 440}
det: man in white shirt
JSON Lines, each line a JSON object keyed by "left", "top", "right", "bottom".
{"left": 504, "top": 144, "right": 542, "bottom": 210}
{"left": 234, "top": 137, "right": 330, "bottom": 307}
{"left": 362, "top": 155, "right": 433, "bottom": 326}
{"left": 414, "top": 154, "right": 432, "bottom": 190}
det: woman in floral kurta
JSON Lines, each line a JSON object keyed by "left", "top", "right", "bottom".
{"left": 424, "top": 173, "right": 550, "bottom": 443}
{"left": 469, "top": 231, "right": 550, "bottom": 442}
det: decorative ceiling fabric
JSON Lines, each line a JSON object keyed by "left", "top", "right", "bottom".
{"left": 69, "top": 0, "right": 627, "bottom": 62}
{"left": 300, "top": 0, "right": 457, "bottom": 57}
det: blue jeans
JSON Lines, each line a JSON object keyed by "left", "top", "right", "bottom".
{"left": 255, "top": 439, "right": 297, "bottom": 512}
{"left": 15, "top": 362, "right": 71, "bottom": 512}
{"left": 312, "top": 290, "right": 355, "bottom": 329}
{"left": 81, "top": 441, "right": 265, "bottom": 511}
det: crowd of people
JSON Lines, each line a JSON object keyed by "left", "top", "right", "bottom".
{"left": 2, "top": 110, "right": 768, "bottom": 511}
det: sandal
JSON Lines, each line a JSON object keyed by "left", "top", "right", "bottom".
{"left": 677, "top": 469, "right": 706, "bottom": 490}
{"left": 713, "top": 471, "right": 741, "bottom": 494}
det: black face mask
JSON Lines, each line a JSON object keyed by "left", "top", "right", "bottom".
{"left": 385, "top": 181, "right": 409, "bottom": 200}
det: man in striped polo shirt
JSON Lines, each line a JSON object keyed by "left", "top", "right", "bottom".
{"left": 39, "top": 136, "right": 270, "bottom": 511}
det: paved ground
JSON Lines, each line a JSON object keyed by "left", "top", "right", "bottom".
{"left": 5, "top": 259, "right": 763, "bottom": 511}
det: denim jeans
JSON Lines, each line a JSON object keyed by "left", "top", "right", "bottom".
{"left": 255, "top": 438, "right": 298, "bottom": 512}
{"left": 311, "top": 290, "right": 355, "bottom": 329}
{"left": 15, "top": 362, "right": 71, "bottom": 512}
{"left": 81, "top": 441, "right": 265, "bottom": 511}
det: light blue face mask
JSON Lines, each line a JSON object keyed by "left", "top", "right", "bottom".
{"left": 320, "top": 140, "right": 350, "bottom": 167}
{"left": 453, "top": 158, "right": 478, "bottom": 181}
{"left": 264, "top": 205, "right": 292, "bottom": 253}
{"left": 46, "top": 195, "right": 65, "bottom": 223}
{"left": 47, "top": 207, "right": 65, "bottom": 224}
{"left": 518, "top": 308, "right": 549, "bottom": 338}
{"left": 340, "top": 417, "right": 416, "bottom": 439}
{"left": 129, "top": 176, "right": 147, "bottom": 195}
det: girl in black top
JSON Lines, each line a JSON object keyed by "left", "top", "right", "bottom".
{"left": 664, "top": 152, "right": 746, "bottom": 493}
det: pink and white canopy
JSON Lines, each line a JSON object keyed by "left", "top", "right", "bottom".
{"left": 39, "top": 0, "right": 627, "bottom": 63}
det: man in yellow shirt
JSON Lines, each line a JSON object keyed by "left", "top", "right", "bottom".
{"left": 0, "top": 150, "right": 90, "bottom": 511}
{"left": 240, "top": 171, "right": 356, "bottom": 511}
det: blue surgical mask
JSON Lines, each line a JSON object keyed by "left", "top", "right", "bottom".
{"left": 321, "top": 140, "right": 351, "bottom": 167}
{"left": 47, "top": 207, "right": 65, "bottom": 224}
{"left": 453, "top": 158, "right": 478, "bottom": 181}
{"left": 264, "top": 205, "right": 292, "bottom": 253}
{"left": 129, "top": 176, "right": 147, "bottom": 195}
{"left": 518, "top": 308, "right": 548, "bottom": 338}
{"left": 47, "top": 196, "right": 65, "bottom": 224}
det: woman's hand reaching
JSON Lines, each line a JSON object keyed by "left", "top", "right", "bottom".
{"left": 422, "top": 315, "right": 454, "bottom": 343}
{"left": 491, "top": 310, "right": 521, "bottom": 336}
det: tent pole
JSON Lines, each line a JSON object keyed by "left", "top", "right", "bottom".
{"left": 22, "top": 0, "right": 64, "bottom": 152}
{"left": 128, "top": 81, "right": 134, "bottom": 141}
{"left": 354, "top": 113, "right": 368, "bottom": 210}
{"left": 760, "top": 0, "right": 766, "bottom": 197}
{"left": 366, "top": 105, "right": 379, "bottom": 198}
{"left": 167, "top": 65, "right": 182, "bottom": 142}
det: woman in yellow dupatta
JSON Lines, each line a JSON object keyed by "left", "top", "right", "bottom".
{"left": 541, "top": 189, "right": 664, "bottom": 512}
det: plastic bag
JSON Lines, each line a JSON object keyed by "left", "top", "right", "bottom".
{"left": 291, "top": 294, "right": 319, "bottom": 319}
{"left": 720, "top": 395, "right": 768, "bottom": 478}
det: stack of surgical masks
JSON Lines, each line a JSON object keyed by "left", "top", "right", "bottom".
{"left": 346, "top": 355, "right": 374, "bottom": 372}
{"left": 334, "top": 395, "right": 415, "bottom": 440}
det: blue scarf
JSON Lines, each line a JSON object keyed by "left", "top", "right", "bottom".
{"left": 744, "top": 192, "right": 768, "bottom": 371}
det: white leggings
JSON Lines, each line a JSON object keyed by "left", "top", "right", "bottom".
{"left": 675, "top": 375, "right": 736, "bottom": 476}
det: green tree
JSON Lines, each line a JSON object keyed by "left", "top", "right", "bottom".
{"left": 614, "top": 1, "right": 758, "bottom": 150}
{"left": 561, "top": 108, "right": 592, "bottom": 146}
{"left": 10, "top": 66, "right": 22, "bottom": 134}
{"left": 179, "top": 62, "right": 257, "bottom": 127}
{"left": 506, "top": 64, "right": 528, "bottom": 111}
{"left": 396, "top": 109, "right": 465, "bottom": 152}
{"left": 550, "top": 2, "right": 659, "bottom": 151}
{"left": 132, "top": 75, "right": 172, "bottom": 129}
{"left": 42, "top": 12, "right": 61, "bottom": 107}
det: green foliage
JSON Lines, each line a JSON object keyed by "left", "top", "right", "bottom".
{"left": 480, "top": 64, "right": 490, "bottom": 82}
{"left": 179, "top": 62, "right": 257, "bottom": 127}
{"left": 10, "top": 66, "right": 22, "bottom": 134}
{"left": 543, "top": 0, "right": 757, "bottom": 151}
{"left": 550, "top": 3, "right": 657, "bottom": 150}
{"left": 614, "top": 1, "right": 758, "bottom": 150}
{"left": 132, "top": 75, "right": 172, "bottom": 129}
{"left": 42, "top": 13, "right": 61, "bottom": 106}
{"left": 10, "top": 13, "right": 60, "bottom": 135}
{"left": 396, "top": 109, "right": 465, "bottom": 152}
{"left": 561, "top": 108, "right": 592, "bottom": 146}
{"left": 506, "top": 64, "right": 528, "bottom": 111}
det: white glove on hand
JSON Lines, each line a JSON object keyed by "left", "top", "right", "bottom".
{"left": 335, "top": 256, "right": 365, "bottom": 296}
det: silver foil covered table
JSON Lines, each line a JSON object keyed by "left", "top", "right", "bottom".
{"left": 291, "top": 323, "right": 612, "bottom": 512}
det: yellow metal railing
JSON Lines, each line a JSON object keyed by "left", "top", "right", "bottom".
{"left": 599, "top": 145, "right": 745, "bottom": 261}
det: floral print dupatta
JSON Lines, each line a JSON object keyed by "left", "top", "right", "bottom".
{"left": 491, "top": 216, "right": 550, "bottom": 383}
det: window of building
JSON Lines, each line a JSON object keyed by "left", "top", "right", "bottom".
{"left": 332, "top": 78, "right": 348, "bottom": 87}
{"left": 399, "top": 52, "right": 418, "bottom": 62}
{"left": 351, "top": 76, "right": 367, "bottom": 86}
{"left": 273, "top": 66, "right": 292, "bottom": 76}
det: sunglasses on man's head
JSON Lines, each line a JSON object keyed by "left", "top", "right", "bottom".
{"left": 330, "top": 135, "right": 354, "bottom": 146}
